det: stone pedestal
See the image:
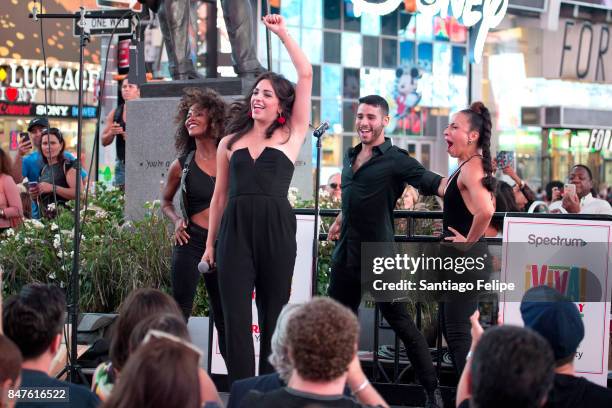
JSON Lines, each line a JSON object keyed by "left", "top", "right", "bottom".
{"left": 125, "top": 79, "right": 312, "bottom": 220}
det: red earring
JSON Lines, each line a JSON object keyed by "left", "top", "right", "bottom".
{"left": 277, "top": 113, "right": 286, "bottom": 125}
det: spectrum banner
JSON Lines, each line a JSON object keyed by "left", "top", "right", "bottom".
{"left": 501, "top": 215, "right": 612, "bottom": 386}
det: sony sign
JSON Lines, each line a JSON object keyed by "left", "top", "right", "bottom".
{"left": 6, "top": 63, "right": 100, "bottom": 93}
{"left": 417, "top": 0, "right": 509, "bottom": 63}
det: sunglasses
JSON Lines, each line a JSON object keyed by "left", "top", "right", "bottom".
{"left": 329, "top": 183, "right": 340, "bottom": 189}
{"left": 143, "top": 329, "right": 203, "bottom": 364}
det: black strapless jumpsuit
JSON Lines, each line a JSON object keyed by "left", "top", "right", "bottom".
{"left": 216, "top": 147, "right": 297, "bottom": 384}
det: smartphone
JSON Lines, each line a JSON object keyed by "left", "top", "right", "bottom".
{"left": 20, "top": 132, "right": 30, "bottom": 143}
{"left": 564, "top": 183, "right": 576, "bottom": 196}
{"left": 478, "top": 301, "right": 498, "bottom": 329}
{"left": 28, "top": 181, "right": 38, "bottom": 190}
{"left": 496, "top": 151, "right": 515, "bottom": 170}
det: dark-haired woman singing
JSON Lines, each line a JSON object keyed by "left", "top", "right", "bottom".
{"left": 161, "top": 87, "right": 228, "bottom": 363}
{"left": 441, "top": 101, "right": 496, "bottom": 374}
{"left": 203, "top": 14, "right": 312, "bottom": 383}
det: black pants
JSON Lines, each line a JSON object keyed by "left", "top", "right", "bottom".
{"left": 171, "top": 223, "right": 227, "bottom": 361}
{"left": 440, "top": 301, "right": 476, "bottom": 375}
{"left": 328, "top": 262, "right": 438, "bottom": 393}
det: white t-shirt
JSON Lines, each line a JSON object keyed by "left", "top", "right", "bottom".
{"left": 548, "top": 193, "right": 612, "bottom": 215}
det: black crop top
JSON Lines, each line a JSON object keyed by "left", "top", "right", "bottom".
{"left": 178, "top": 154, "right": 215, "bottom": 217}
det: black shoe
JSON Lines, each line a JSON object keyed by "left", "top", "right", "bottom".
{"left": 425, "top": 388, "right": 443, "bottom": 408}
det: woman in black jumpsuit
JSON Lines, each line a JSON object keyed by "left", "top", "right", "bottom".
{"left": 203, "top": 14, "right": 312, "bottom": 384}
{"left": 161, "top": 88, "right": 228, "bottom": 363}
{"left": 441, "top": 101, "right": 496, "bottom": 374}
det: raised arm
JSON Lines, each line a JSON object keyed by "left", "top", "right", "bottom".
{"left": 262, "top": 14, "right": 312, "bottom": 149}
{"left": 203, "top": 137, "right": 232, "bottom": 266}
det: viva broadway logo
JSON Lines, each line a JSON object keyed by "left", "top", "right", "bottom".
{"left": 524, "top": 234, "right": 589, "bottom": 301}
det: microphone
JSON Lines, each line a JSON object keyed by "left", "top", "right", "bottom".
{"left": 312, "top": 121, "right": 330, "bottom": 137}
{"left": 198, "top": 261, "right": 212, "bottom": 274}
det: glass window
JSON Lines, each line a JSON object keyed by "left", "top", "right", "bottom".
{"left": 399, "top": 11, "right": 415, "bottom": 40}
{"left": 343, "top": 101, "right": 357, "bottom": 133}
{"left": 362, "top": 36, "right": 379, "bottom": 67}
{"left": 311, "top": 99, "right": 321, "bottom": 128}
{"left": 323, "top": 0, "right": 341, "bottom": 29}
{"left": 281, "top": 0, "right": 302, "bottom": 27}
{"left": 322, "top": 65, "right": 342, "bottom": 100}
{"left": 343, "top": 0, "right": 361, "bottom": 32}
{"left": 360, "top": 67, "right": 381, "bottom": 96}
{"left": 381, "top": 9, "right": 398, "bottom": 36}
{"left": 323, "top": 31, "right": 341, "bottom": 63}
{"left": 400, "top": 40, "right": 415, "bottom": 66}
{"left": 280, "top": 61, "right": 298, "bottom": 83}
{"left": 280, "top": 27, "right": 301, "bottom": 61}
{"left": 416, "top": 13, "right": 433, "bottom": 41}
{"left": 451, "top": 46, "right": 467, "bottom": 75}
{"left": 382, "top": 38, "right": 398, "bottom": 68}
{"left": 418, "top": 42, "right": 433, "bottom": 72}
{"left": 343, "top": 68, "right": 360, "bottom": 99}
{"left": 303, "top": 28, "right": 323, "bottom": 65}
{"left": 322, "top": 98, "right": 342, "bottom": 130}
{"left": 341, "top": 32, "right": 362, "bottom": 68}
{"left": 302, "top": 0, "right": 322, "bottom": 28}
{"left": 360, "top": 12, "right": 380, "bottom": 36}
{"left": 312, "top": 65, "right": 321, "bottom": 97}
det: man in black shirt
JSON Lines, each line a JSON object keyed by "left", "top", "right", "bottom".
{"left": 3, "top": 284, "right": 100, "bottom": 408}
{"left": 521, "top": 285, "right": 612, "bottom": 408}
{"left": 327, "top": 95, "right": 446, "bottom": 408}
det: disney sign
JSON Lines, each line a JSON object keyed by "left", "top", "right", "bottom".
{"left": 417, "top": 0, "right": 508, "bottom": 63}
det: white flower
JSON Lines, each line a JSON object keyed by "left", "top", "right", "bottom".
{"left": 53, "top": 234, "right": 61, "bottom": 250}
{"left": 51, "top": 223, "right": 59, "bottom": 231}
{"left": 48, "top": 271, "right": 56, "bottom": 279}
{"left": 95, "top": 210, "right": 108, "bottom": 219}
{"left": 320, "top": 189, "right": 330, "bottom": 199}
{"left": 23, "top": 237, "right": 32, "bottom": 244}
{"left": 47, "top": 203, "right": 56, "bottom": 212}
{"left": 5, "top": 228, "right": 15, "bottom": 237}
{"left": 24, "top": 219, "right": 44, "bottom": 229}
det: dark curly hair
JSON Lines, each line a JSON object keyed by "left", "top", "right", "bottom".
{"left": 461, "top": 101, "right": 496, "bottom": 193}
{"left": 225, "top": 72, "right": 295, "bottom": 150}
{"left": 286, "top": 297, "right": 359, "bottom": 382}
{"left": 174, "top": 87, "right": 228, "bottom": 157}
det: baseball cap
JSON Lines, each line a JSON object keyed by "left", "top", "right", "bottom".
{"left": 27, "top": 117, "right": 49, "bottom": 132}
{"left": 520, "top": 285, "right": 584, "bottom": 361}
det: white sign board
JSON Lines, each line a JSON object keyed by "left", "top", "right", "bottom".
{"left": 210, "top": 214, "right": 315, "bottom": 375}
{"left": 74, "top": 17, "right": 131, "bottom": 36}
{"left": 501, "top": 216, "right": 611, "bottom": 386}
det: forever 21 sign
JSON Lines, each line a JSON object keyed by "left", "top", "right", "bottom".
{"left": 557, "top": 19, "right": 610, "bottom": 83}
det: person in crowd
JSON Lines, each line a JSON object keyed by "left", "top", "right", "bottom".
{"left": 456, "top": 321, "right": 555, "bottom": 408}
{"left": 495, "top": 160, "right": 536, "bottom": 211}
{"left": 102, "top": 77, "right": 141, "bottom": 190}
{"left": 203, "top": 14, "right": 312, "bottom": 384}
{"left": 2, "top": 283, "right": 100, "bottom": 408}
{"left": 13, "top": 118, "right": 86, "bottom": 219}
{"left": 549, "top": 165, "right": 612, "bottom": 215}
{"left": 485, "top": 181, "right": 519, "bottom": 237}
{"left": 31, "top": 128, "right": 83, "bottom": 218}
{"left": 242, "top": 297, "right": 389, "bottom": 407}
{"left": 545, "top": 180, "right": 564, "bottom": 205}
{"left": 325, "top": 172, "right": 342, "bottom": 201}
{"left": 440, "top": 101, "right": 495, "bottom": 375}
{"left": 0, "top": 148, "right": 23, "bottom": 232}
{"left": 160, "top": 88, "right": 228, "bottom": 368}
{"left": 326, "top": 94, "right": 445, "bottom": 407}
{"left": 91, "top": 288, "right": 183, "bottom": 401}
{"left": 520, "top": 285, "right": 612, "bottom": 408}
{"left": 102, "top": 333, "right": 206, "bottom": 408}
{"left": 0, "top": 335, "right": 22, "bottom": 408}
{"left": 127, "top": 313, "right": 222, "bottom": 406}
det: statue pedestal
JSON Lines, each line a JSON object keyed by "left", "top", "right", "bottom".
{"left": 124, "top": 79, "right": 312, "bottom": 220}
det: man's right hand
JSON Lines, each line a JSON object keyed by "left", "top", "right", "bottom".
{"left": 328, "top": 220, "right": 341, "bottom": 241}
{"left": 18, "top": 138, "right": 32, "bottom": 156}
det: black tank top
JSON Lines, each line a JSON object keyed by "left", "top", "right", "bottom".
{"left": 228, "top": 147, "right": 293, "bottom": 198}
{"left": 442, "top": 157, "right": 481, "bottom": 238}
{"left": 178, "top": 154, "right": 215, "bottom": 217}
{"left": 113, "top": 104, "right": 126, "bottom": 162}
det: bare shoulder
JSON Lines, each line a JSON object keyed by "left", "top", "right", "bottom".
{"left": 459, "top": 157, "right": 486, "bottom": 186}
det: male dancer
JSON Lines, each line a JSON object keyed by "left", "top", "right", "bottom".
{"left": 328, "top": 95, "right": 446, "bottom": 408}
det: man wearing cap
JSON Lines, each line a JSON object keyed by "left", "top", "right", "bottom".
{"left": 13, "top": 118, "right": 84, "bottom": 219}
{"left": 521, "top": 285, "right": 612, "bottom": 408}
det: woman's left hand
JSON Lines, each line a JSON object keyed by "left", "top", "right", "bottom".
{"left": 444, "top": 226, "right": 467, "bottom": 242}
{"left": 262, "top": 14, "right": 287, "bottom": 36}
{"left": 38, "top": 182, "right": 53, "bottom": 194}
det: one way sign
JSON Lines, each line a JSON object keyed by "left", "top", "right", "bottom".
{"left": 73, "top": 10, "right": 133, "bottom": 36}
